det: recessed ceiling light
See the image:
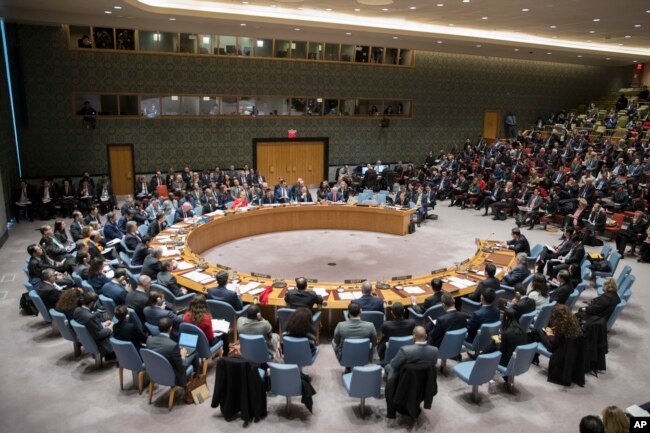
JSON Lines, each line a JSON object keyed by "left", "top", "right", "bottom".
{"left": 436, "top": 40, "right": 443, "bottom": 44}
{"left": 463, "top": 0, "right": 470, "bottom": 3}
{"left": 577, "top": 55, "right": 583, "bottom": 58}
{"left": 354, "top": 8, "right": 360, "bottom": 12}
{"left": 382, "top": 8, "right": 389, "bottom": 11}
{"left": 113, "top": 6, "right": 122, "bottom": 9}
{"left": 481, "top": 16, "right": 488, "bottom": 20}
{"left": 294, "top": 28, "right": 301, "bottom": 31}
{"left": 476, "top": 44, "right": 481, "bottom": 48}
{"left": 606, "top": 57, "right": 611, "bottom": 60}
{"left": 270, "top": 4, "right": 276, "bottom": 7}
{"left": 634, "top": 24, "right": 641, "bottom": 27}
{"left": 409, "top": 7, "right": 417, "bottom": 10}
{"left": 242, "top": 1, "right": 248, "bottom": 3}
{"left": 522, "top": 8, "right": 529, "bottom": 12}
{"left": 552, "top": 36, "right": 557, "bottom": 39}
{"left": 549, "top": 25, "right": 557, "bottom": 29}
{"left": 618, "top": 43, "right": 624, "bottom": 46}
{"left": 168, "top": 17, "right": 175, "bottom": 20}
{"left": 240, "top": 23, "right": 246, "bottom": 26}
{"left": 325, "top": 8, "right": 332, "bottom": 11}
{"left": 448, "top": 23, "right": 454, "bottom": 26}
{"left": 593, "top": 18, "right": 600, "bottom": 22}
{"left": 633, "top": 60, "right": 638, "bottom": 63}
{"left": 297, "top": 7, "right": 304, "bottom": 10}
{"left": 587, "top": 40, "right": 592, "bottom": 42}
{"left": 436, "top": 4, "right": 444, "bottom": 7}
{"left": 589, "top": 30, "right": 595, "bottom": 34}
{"left": 547, "top": 52, "right": 552, "bottom": 55}
{"left": 393, "top": 36, "right": 399, "bottom": 39}
{"left": 513, "top": 48, "right": 519, "bottom": 51}
{"left": 624, "top": 35, "right": 631, "bottom": 38}
{"left": 345, "top": 32, "right": 352, "bottom": 35}
{"left": 104, "top": 10, "right": 112, "bottom": 14}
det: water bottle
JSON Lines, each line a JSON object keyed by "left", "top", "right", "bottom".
{"left": 488, "top": 380, "right": 497, "bottom": 394}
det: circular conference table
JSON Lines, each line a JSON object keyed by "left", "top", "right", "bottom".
{"left": 151, "top": 204, "right": 516, "bottom": 330}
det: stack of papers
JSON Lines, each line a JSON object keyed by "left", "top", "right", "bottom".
{"left": 175, "top": 261, "right": 195, "bottom": 271}
{"left": 206, "top": 210, "right": 224, "bottom": 217}
{"left": 338, "top": 291, "right": 362, "bottom": 300}
{"left": 106, "top": 238, "right": 121, "bottom": 247}
{"left": 212, "top": 319, "right": 230, "bottom": 336}
{"left": 446, "top": 276, "right": 476, "bottom": 289}
{"left": 226, "top": 282, "right": 240, "bottom": 292}
{"left": 170, "top": 224, "right": 185, "bottom": 229}
{"left": 403, "top": 286, "right": 425, "bottom": 295}
{"left": 239, "top": 281, "right": 261, "bottom": 294}
{"left": 312, "top": 287, "right": 329, "bottom": 298}
{"left": 248, "top": 287, "right": 266, "bottom": 296}
{"left": 161, "top": 246, "right": 179, "bottom": 257}
{"left": 183, "top": 271, "right": 216, "bottom": 285}
{"left": 155, "top": 236, "right": 172, "bottom": 242}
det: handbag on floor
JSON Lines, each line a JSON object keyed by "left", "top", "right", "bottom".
{"left": 185, "top": 373, "right": 209, "bottom": 404}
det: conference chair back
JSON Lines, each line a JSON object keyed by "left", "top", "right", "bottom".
{"left": 531, "top": 302, "right": 557, "bottom": 332}
{"left": 240, "top": 334, "right": 271, "bottom": 364}
{"left": 383, "top": 336, "right": 415, "bottom": 365}
{"left": 340, "top": 338, "right": 372, "bottom": 368}
{"left": 28, "top": 290, "right": 53, "bottom": 323}
{"left": 606, "top": 300, "right": 627, "bottom": 332}
{"left": 282, "top": 336, "right": 318, "bottom": 367}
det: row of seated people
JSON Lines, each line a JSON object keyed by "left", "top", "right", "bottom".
{"left": 578, "top": 405, "right": 634, "bottom": 433}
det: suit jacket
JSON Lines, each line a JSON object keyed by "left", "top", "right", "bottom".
{"left": 69, "top": 220, "right": 84, "bottom": 242}
{"left": 124, "top": 233, "right": 142, "bottom": 251}
{"left": 101, "top": 281, "right": 127, "bottom": 305}
{"left": 468, "top": 276, "right": 501, "bottom": 302}
{"left": 498, "top": 327, "right": 531, "bottom": 367}
{"left": 141, "top": 255, "right": 163, "bottom": 279}
{"left": 501, "top": 263, "right": 531, "bottom": 286}
{"left": 584, "top": 291, "right": 620, "bottom": 322}
{"left": 73, "top": 306, "right": 112, "bottom": 353}
{"left": 173, "top": 208, "right": 194, "bottom": 223}
{"left": 326, "top": 191, "right": 344, "bottom": 202}
{"left": 284, "top": 289, "right": 323, "bottom": 309}
{"left": 378, "top": 318, "right": 416, "bottom": 359}
{"left": 332, "top": 318, "right": 376, "bottom": 358}
{"left": 511, "top": 296, "right": 536, "bottom": 320}
{"left": 125, "top": 290, "right": 149, "bottom": 323}
{"left": 564, "top": 243, "right": 585, "bottom": 265}
{"left": 146, "top": 333, "right": 189, "bottom": 386}
{"left": 412, "top": 291, "right": 444, "bottom": 314}
{"left": 467, "top": 305, "right": 500, "bottom": 341}
{"left": 113, "top": 319, "right": 147, "bottom": 352}
{"left": 296, "top": 192, "right": 313, "bottom": 203}
{"left": 274, "top": 187, "right": 293, "bottom": 203}
{"left": 356, "top": 294, "right": 384, "bottom": 313}
{"left": 507, "top": 234, "right": 531, "bottom": 255}
{"left": 550, "top": 283, "right": 573, "bottom": 305}
{"left": 37, "top": 281, "right": 61, "bottom": 309}
{"left": 157, "top": 271, "right": 184, "bottom": 296}
{"left": 143, "top": 305, "right": 182, "bottom": 327}
{"left": 147, "top": 220, "right": 165, "bottom": 238}
{"left": 103, "top": 221, "right": 122, "bottom": 242}
{"left": 131, "top": 244, "right": 150, "bottom": 266}
{"left": 385, "top": 343, "right": 438, "bottom": 381}
{"left": 207, "top": 285, "right": 243, "bottom": 311}
{"left": 426, "top": 309, "right": 467, "bottom": 347}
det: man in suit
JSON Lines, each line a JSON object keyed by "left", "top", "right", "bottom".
{"left": 173, "top": 202, "right": 194, "bottom": 223}
{"left": 157, "top": 261, "right": 187, "bottom": 296}
{"left": 410, "top": 278, "right": 444, "bottom": 314}
{"left": 296, "top": 186, "right": 313, "bottom": 203}
{"left": 101, "top": 268, "right": 128, "bottom": 305}
{"left": 550, "top": 270, "right": 573, "bottom": 305}
{"left": 237, "top": 304, "right": 280, "bottom": 358}
{"left": 546, "top": 238, "right": 585, "bottom": 278}
{"left": 112, "top": 304, "right": 147, "bottom": 352}
{"left": 615, "top": 210, "right": 649, "bottom": 256}
{"left": 84, "top": 206, "right": 102, "bottom": 227}
{"left": 123, "top": 221, "right": 143, "bottom": 251}
{"left": 326, "top": 187, "right": 344, "bottom": 203}
{"left": 426, "top": 293, "right": 467, "bottom": 348}
{"left": 140, "top": 248, "right": 164, "bottom": 279}
{"left": 13, "top": 179, "right": 35, "bottom": 222}
{"left": 284, "top": 277, "right": 323, "bottom": 309}
{"left": 467, "top": 263, "right": 500, "bottom": 302}
{"left": 131, "top": 236, "right": 151, "bottom": 266}
{"left": 72, "top": 292, "right": 115, "bottom": 358}
{"left": 143, "top": 291, "right": 183, "bottom": 331}
{"left": 37, "top": 269, "right": 62, "bottom": 309}
{"left": 332, "top": 302, "right": 377, "bottom": 362}
{"left": 378, "top": 302, "right": 415, "bottom": 361}
{"left": 149, "top": 170, "right": 166, "bottom": 191}
{"left": 146, "top": 317, "right": 199, "bottom": 387}
{"left": 536, "top": 227, "right": 575, "bottom": 274}
{"left": 274, "top": 180, "right": 292, "bottom": 203}
{"left": 510, "top": 283, "right": 536, "bottom": 320}
{"left": 384, "top": 326, "right": 438, "bottom": 381}
{"left": 207, "top": 271, "right": 243, "bottom": 311}
{"left": 126, "top": 275, "right": 151, "bottom": 324}
{"left": 507, "top": 227, "right": 531, "bottom": 255}
{"left": 261, "top": 188, "right": 277, "bottom": 205}
{"left": 584, "top": 202, "right": 606, "bottom": 236}
{"left": 356, "top": 281, "right": 384, "bottom": 313}
{"left": 501, "top": 252, "right": 531, "bottom": 286}
{"left": 466, "top": 289, "right": 499, "bottom": 342}
{"left": 69, "top": 211, "right": 85, "bottom": 242}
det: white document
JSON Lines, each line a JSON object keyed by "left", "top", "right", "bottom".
{"left": 183, "top": 271, "right": 216, "bottom": 285}
{"left": 248, "top": 287, "right": 266, "bottom": 296}
{"left": 106, "top": 238, "right": 121, "bottom": 247}
{"left": 175, "top": 261, "right": 195, "bottom": 271}
{"left": 312, "top": 287, "right": 329, "bottom": 298}
{"left": 226, "top": 282, "right": 240, "bottom": 292}
{"left": 161, "top": 246, "right": 179, "bottom": 257}
{"left": 206, "top": 210, "right": 224, "bottom": 217}
{"left": 239, "top": 281, "right": 261, "bottom": 294}
{"left": 447, "top": 276, "right": 475, "bottom": 289}
{"left": 338, "top": 292, "right": 355, "bottom": 300}
{"left": 212, "top": 319, "right": 230, "bottom": 336}
{"left": 403, "top": 286, "right": 425, "bottom": 295}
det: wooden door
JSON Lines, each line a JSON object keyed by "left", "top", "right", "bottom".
{"left": 107, "top": 144, "right": 134, "bottom": 195}
{"left": 255, "top": 139, "right": 326, "bottom": 186}
{"left": 483, "top": 110, "right": 500, "bottom": 139}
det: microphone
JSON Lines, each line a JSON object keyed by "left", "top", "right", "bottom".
{"left": 482, "top": 232, "right": 496, "bottom": 252}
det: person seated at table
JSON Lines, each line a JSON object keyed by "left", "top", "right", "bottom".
{"left": 147, "top": 213, "right": 167, "bottom": 238}
{"left": 87, "top": 257, "right": 111, "bottom": 292}
{"left": 237, "top": 304, "right": 281, "bottom": 359}
{"left": 284, "top": 277, "right": 323, "bottom": 309}
{"left": 143, "top": 291, "right": 183, "bottom": 335}
{"left": 467, "top": 263, "right": 500, "bottom": 302}
{"left": 394, "top": 190, "right": 411, "bottom": 208}
{"left": 326, "top": 187, "right": 344, "bottom": 202}
{"left": 425, "top": 292, "right": 467, "bottom": 348}
{"left": 550, "top": 270, "right": 573, "bottom": 305}
{"left": 282, "top": 307, "right": 318, "bottom": 355}
{"left": 131, "top": 235, "right": 151, "bottom": 267}
{"left": 296, "top": 185, "right": 313, "bottom": 203}
{"left": 173, "top": 202, "right": 194, "bottom": 223}
{"left": 147, "top": 317, "right": 199, "bottom": 389}
{"left": 506, "top": 227, "right": 531, "bottom": 255}
{"left": 182, "top": 294, "right": 229, "bottom": 355}
{"left": 500, "top": 252, "right": 530, "bottom": 286}
{"left": 260, "top": 188, "right": 277, "bottom": 205}
{"left": 466, "top": 289, "right": 499, "bottom": 342}
{"left": 377, "top": 302, "right": 415, "bottom": 361}
{"left": 112, "top": 304, "right": 147, "bottom": 352}
{"left": 207, "top": 271, "right": 243, "bottom": 311}
{"left": 275, "top": 180, "right": 293, "bottom": 203}
{"left": 356, "top": 281, "right": 384, "bottom": 313}
{"left": 510, "top": 283, "right": 536, "bottom": 320}
{"left": 384, "top": 325, "right": 438, "bottom": 382}
{"left": 73, "top": 291, "right": 115, "bottom": 359}
{"left": 231, "top": 191, "right": 249, "bottom": 210}
{"left": 101, "top": 268, "right": 129, "bottom": 305}
{"left": 157, "top": 261, "right": 187, "bottom": 296}
{"left": 410, "top": 278, "right": 443, "bottom": 314}
{"left": 141, "top": 247, "right": 165, "bottom": 279}
{"left": 332, "top": 302, "right": 377, "bottom": 364}
{"left": 485, "top": 308, "right": 530, "bottom": 367}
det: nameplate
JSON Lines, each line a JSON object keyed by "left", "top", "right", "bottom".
{"left": 216, "top": 264, "right": 231, "bottom": 270}
{"left": 306, "top": 278, "right": 319, "bottom": 283}
{"left": 391, "top": 275, "right": 412, "bottom": 281}
{"left": 461, "top": 259, "right": 470, "bottom": 265}
{"left": 431, "top": 268, "right": 446, "bottom": 275}
{"left": 251, "top": 272, "right": 272, "bottom": 279}
{"left": 344, "top": 279, "right": 365, "bottom": 284}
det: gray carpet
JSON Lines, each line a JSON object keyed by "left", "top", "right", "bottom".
{"left": 0, "top": 203, "right": 646, "bottom": 433}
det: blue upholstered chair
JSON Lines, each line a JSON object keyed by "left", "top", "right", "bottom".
{"left": 179, "top": 322, "right": 224, "bottom": 374}
{"left": 71, "top": 272, "right": 84, "bottom": 287}
{"left": 119, "top": 251, "right": 143, "bottom": 273}
{"left": 109, "top": 337, "right": 146, "bottom": 393}
{"left": 207, "top": 299, "right": 249, "bottom": 342}
{"left": 151, "top": 283, "right": 194, "bottom": 311}
{"left": 407, "top": 304, "right": 444, "bottom": 326}
{"left": 239, "top": 334, "right": 272, "bottom": 364}
{"left": 607, "top": 300, "right": 627, "bottom": 332}
{"left": 282, "top": 336, "right": 319, "bottom": 368}
{"left": 530, "top": 302, "right": 556, "bottom": 332}
{"left": 339, "top": 338, "right": 372, "bottom": 369}
{"left": 460, "top": 297, "right": 481, "bottom": 316}
{"left": 98, "top": 294, "right": 116, "bottom": 319}
{"left": 144, "top": 322, "right": 161, "bottom": 336}
{"left": 565, "top": 289, "right": 580, "bottom": 309}
{"left": 268, "top": 362, "right": 304, "bottom": 414}
{"left": 496, "top": 342, "right": 538, "bottom": 391}
{"left": 438, "top": 327, "right": 467, "bottom": 374}
{"left": 127, "top": 307, "right": 144, "bottom": 332}
{"left": 141, "top": 348, "right": 193, "bottom": 411}
{"left": 463, "top": 321, "right": 501, "bottom": 358}
{"left": 382, "top": 335, "right": 414, "bottom": 366}
{"left": 28, "top": 290, "right": 52, "bottom": 324}
{"left": 342, "top": 365, "right": 382, "bottom": 417}
{"left": 50, "top": 309, "right": 81, "bottom": 357}
{"left": 343, "top": 310, "right": 385, "bottom": 335}
{"left": 595, "top": 264, "right": 631, "bottom": 288}
{"left": 518, "top": 311, "right": 536, "bottom": 330}
{"left": 527, "top": 244, "right": 544, "bottom": 268}
{"left": 120, "top": 238, "right": 135, "bottom": 257}
{"left": 70, "top": 319, "right": 104, "bottom": 368}
{"left": 501, "top": 274, "right": 534, "bottom": 300}
{"left": 593, "top": 251, "right": 622, "bottom": 279}
{"left": 453, "top": 351, "right": 502, "bottom": 403}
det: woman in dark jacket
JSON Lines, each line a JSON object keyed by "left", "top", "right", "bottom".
{"left": 579, "top": 277, "right": 621, "bottom": 323}
{"left": 282, "top": 307, "right": 317, "bottom": 355}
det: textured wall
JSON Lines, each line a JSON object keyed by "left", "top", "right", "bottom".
{"left": 14, "top": 24, "right": 631, "bottom": 178}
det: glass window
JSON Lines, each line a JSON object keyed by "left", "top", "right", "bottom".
{"left": 323, "top": 99, "right": 339, "bottom": 116}
{"left": 93, "top": 27, "right": 114, "bottom": 49}
{"left": 99, "top": 95, "right": 118, "bottom": 115}
{"left": 340, "top": 99, "right": 358, "bottom": 116}
{"left": 386, "top": 100, "right": 411, "bottom": 116}
{"left": 355, "top": 45, "right": 369, "bottom": 63}
{"left": 198, "top": 35, "right": 215, "bottom": 54}
{"left": 358, "top": 100, "right": 383, "bottom": 116}
{"left": 74, "top": 95, "right": 100, "bottom": 115}
{"left": 141, "top": 97, "right": 161, "bottom": 117}
{"left": 307, "top": 98, "right": 322, "bottom": 116}
{"left": 237, "top": 37, "right": 253, "bottom": 56}
{"left": 323, "top": 43, "right": 339, "bottom": 61}
{"left": 340, "top": 44, "right": 354, "bottom": 62}
{"left": 115, "top": 29, "right": 135, "bottom": 50}
{"left": 370, "top": 46, "right": 384, "bottom": 64}
{"left": 385, "top": 48, "right": 399, "bottom": 65}
{"left": 199, "top": 96, "right": 220, "bottom": 115}
{"left": 291, "top": 41, "right": 307, "bottom": 59}
{"left": 239, "top": 97, "right": 257, "bottom": 115}
{"left": 70, "top": 26, "right": 92, "bottom": 49}
{"left": 254, "top": 38, "right": 273, "bottom": 57}
{"left": 275, "top": 40, "right": 290, "bottom": 58}
{"left": 180, "top": 33, "right": 198, "bottom": 54}
{"left": 181, "top": 96, "right": 200, "bottom": 115}
{"left": 161, "top": 96, "right": 180, "bottom": 115}
{"left": 255, "top": 98, "right": 289, "bottom": 116}
{"left": 307, "top": 42, "right": 324, "bottom": 60}
{"left": 119, "top": 95, "right": 139, "bottom": 115}
{"left": 218, "top": 36, "right": 237, "bottom": 55}
{"left": 139, "top": 31, "right": 178, "bottom": 52}
{"left": 221, "top": 97, "right": 238, "bottom": 115}
{"left": 399, "top": 49, "right": 413, "bottom": 66}
{"left": 290, "top": 98, "right": 306, "bottom": 116}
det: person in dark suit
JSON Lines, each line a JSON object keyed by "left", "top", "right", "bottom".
{"left": 468, "top": 263, "right": 501, "bottom": 302}
{"left": 501, "top": 252, "right": 531, "bottom": 286}
{"left": 100, "top": 268, "right": 128, "bottom": 305}
{"left": 141, "top": 248, "right": 164, "bottom": 279}
{"left": 583, "top": 202, "right": 607, "bottom": 236}
{"left": 147, "top": 212, "right": 167, "bottom": 238}
{"left": 157, "top": 261, "right": 186, "bottom": 296}
{"left": 326, "top": 187, "right": 344, "bottom": 202}
{"left": 146, "top": 317, "right": 199, "bottom": 387}
{"left": 378, "top": 302, "right": 415, "bottom": 361}
{"left": 410, "top": 278, "right": 444, "bottom": 314}
{"left": 274, "top": 180, "right": 293, "bottom": 203}
{"left": 126, "top": 275, "right": 151, "bottom": 324}
{"left": 546, "top": 238, "right": 585, "bottom": 278}
{"left": 332, "top": 302, "right": 377, "bottom": 362}
{"left": 550, "top": 270, "right": 573, "bottom": 305}
{"left": 296, "top": 186, "right": 313, "bottom": 203}
{"left": 112, "top": 304, "right": 147, "bottom": 352}
{"left": 506, "top": 227, "right": 531, "bottom": 255}
{"left": 535, "top": 227, "right": 575, "bottom": 274}
{"left": 578, "top": 277, "right": 621, "bottom": 323}
{"left": 615, "top": 211, "right": 648, "bottom": 255}
{"left": 384, "top": 326, "right": 438, "bottom": 381}
{"left": 356, "top": 281, "right": 384, "bottom": 312}
{"left": 489, "top": 308, "right": 530, "bottom": 367}
{"left": 13, "top": 179, "right": 35, "bottom": 222}
{"left": 466, "top": 289, "right": 500, "bottom": 342}
{"left": 173, "top": 202, "right": 194, "bottom": 223}
{"left": 103, "top": 212, "right": 122, "bottom": 243}
{"left": 150, "top": 171, "right": 166, "bottom": 191}
{"left": 207, "top": 271, "right": 243, "bottom": 311}
{"left": 69, "top": 211, "right": 85, "bottom": 242}
{"left": 123, "top": 221, "right": 142, "bottom": 251}
{"left": 72, "top": 292, "right": 115, "bottom": 357}
{"left": 426, "top": 293, "right": 467, "bottom": 348}
{"left": 261, "top": 188, "right": 277, "bottom": 204}
{"left": 284, "top": 277, "right": 323, "bottom": 309}
{"left": 143, "top": 291, "right": 183, "bottom": 333}
{"left": 37, "top": 269, "right": 62, "bottom": 309}
{"left": 131, "top": 236, "right": 151, "bottom": 266}
{"left": 510, "top": 283, "right": 536, "bottom": 320}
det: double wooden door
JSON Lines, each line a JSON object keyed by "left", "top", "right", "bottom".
{"left": 255, "top": 139, "right": 327, "bottom": 186}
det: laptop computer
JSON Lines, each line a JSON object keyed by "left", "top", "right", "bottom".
{"left": 179, "top": 333, "right": 198, "bottom": 350}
